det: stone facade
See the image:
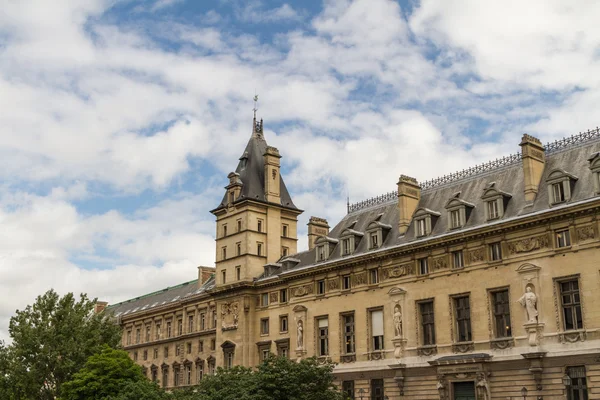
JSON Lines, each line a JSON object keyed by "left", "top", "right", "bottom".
{"left": 107, "top": 124, "right": 600, "bottom": 400}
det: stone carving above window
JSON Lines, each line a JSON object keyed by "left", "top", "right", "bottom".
{"left": 221, "top": 301, "right": 239, "bottom": 331}
{"left": 577, "top": 225, "right": 596, "bottom": 242}
{"left": 291, "top": 284, "right": 314, "bottom": 298}
{"left": 507, "top": 234, "right": 549, "bottom": 254}
{"left": 432, "top": 256, "right": 448, "bottom": 271}
{"left": 269, "top": 292, "right": 278, "bottom": 304}
{"left": 327, "top": 278, "right": 339, "bottom": 291}
{"left": 468, "top": 248, "right": 485, "bottom": 263}
{"left": 381, "top": 264, "right": 414, "bottom": 280}
{"left": 352, "top": 271, "right": 368, "bottom": 286}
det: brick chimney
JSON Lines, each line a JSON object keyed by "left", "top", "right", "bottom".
{"left": 94, "top": 301, "right": 108, "bottom": 314}
{"left": 307, "top": 216, "right": 329, "bottom": 250}
{"left": 519, "top": 134, "right": 546, "bottom": 202}
{"left": 197, "top": 266, "right": 215, "bottom": 287}
{"left": 397, "top": 175, "right": 421, "bottom": 235}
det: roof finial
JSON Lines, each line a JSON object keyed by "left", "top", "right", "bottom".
{"left": 253, "top": 93, "right": 258, "bottom": 120}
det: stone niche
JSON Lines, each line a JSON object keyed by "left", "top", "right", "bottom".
{"left": 388, "top": 287, "right": 407, "bottom": 359}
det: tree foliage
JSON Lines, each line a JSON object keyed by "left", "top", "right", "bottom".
{"left": 4, "top": 289, "right": 121, "bottom": 399}
{"left": 61, "top": 346, "right": 166, "bottom": 400}
{"left": 172, "top": 356, "right": 344, "bottom": 400}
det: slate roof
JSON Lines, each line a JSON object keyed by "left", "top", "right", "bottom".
{"left": 106, "top": 276, "right": 215, "bottom": 318}
{"left": 212, "top": 119, "right": 298, "bottom": 212}
{"left": 264, "top": 131, "right": 600, "bottom": 279}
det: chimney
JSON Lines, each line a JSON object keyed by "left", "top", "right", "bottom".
{"left": 94, "top": 301, "right": 108, "bottom": 314}
{"left": 307, "top": 216, "right": 329, "bottom": 250}
{"left": 397, "top": 175, "right": 421, "bottom": 235}
{"left": 197, "top": 266, "right": 215, "bottom": 287}
{"left": 519, "top": 134, "right": 545, "bottom": 202}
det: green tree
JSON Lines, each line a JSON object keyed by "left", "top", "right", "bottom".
{"left": 173, "top": 356, "right": 344, "bottom": 400}
{"left": 6, "top": 289, "right": 121, "bottom": 399}
{"left": 61, "top": 346, "right": 166, "bottom": 400}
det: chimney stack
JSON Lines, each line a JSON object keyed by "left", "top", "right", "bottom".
{"left": 198, "top": 266, "right": 215, "bottom": 287}
{"left": 94, "top": 301, "right": 108, "bottom": 314}
{"left": 397, "top": 175, "right": 421, "bottom": 235}
{"left": 307, "top": 216, "right": 329, "bottom": 250}
{"left": 519, "top": 134, "right": 545, "bottom": 202}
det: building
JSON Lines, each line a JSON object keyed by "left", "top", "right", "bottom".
{"left": 107, "top": 119, "right": 600, "bottom": 400}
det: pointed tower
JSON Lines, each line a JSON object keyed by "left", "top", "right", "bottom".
{"left": 210, "top": 117, "right": 303, "bottom": 287}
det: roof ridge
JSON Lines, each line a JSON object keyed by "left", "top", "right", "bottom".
{"left": 347, "top": 126, "right": 600, "bottom": 214}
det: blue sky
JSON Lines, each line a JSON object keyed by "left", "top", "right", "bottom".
{"left": 1, "top": 0, "right": 599, "bottom": 340}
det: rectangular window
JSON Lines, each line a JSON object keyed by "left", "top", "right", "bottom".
{"left": 454, "top": 296, "right": 472, "bottom": 342}
{"left": 489, "top": 242, "right": 502, "bottom": 261}
{"left": 452, "top": 251, "right": 464, "bottom": 269}
{"left": 261, "top": 293, "right": 269, "bottom": 307}
{"left": 342, "top": 275, "right": 351, "bottom": 290}
{"left": 280, "top": 315, "right": 288, "bottom": 333}
{"left": 552, "top": 182, "right": 565, "bottom": 203}
{"left": 260, "top": 318, "right": 269, "bottom": 335}
{"left": 317, "top": 245, "right": 326, "bottom": 261}
{"left": 211, "top": 339, "right": 216, "bottom": 350}
{"left": 236, "top": 266, "right": 241, "bottom": 280}
{"left": 222, "top": 270, "right": 226, "bottom": 284}
{"left": 196, "top": 362, "right": 203, "bottom": 383}
{"left": 135, "top": 328, "right": 140, "bottom": 344}
{"left": 173, "top": 366, "right": 180, "bottom": 387}
{"left": 370, "top": 379, "right": 385, "bottom": 400}
{"left": 370, "top": 309, "right": 384, "bottom": 351}
{"left": 200, "top": 313, "right": 206, "bottom": 331}
{"left": 164, "top": 346, "right": 169, "bottom": 358}
{"left": 153, "top": 348, "right": 158, "bottom": 359}
{"left": 188, "top": 316, "right": 194, "bottom": 333}
{"left": 126, "top": 330, "right": 131, "bottom": 345}
{"left": 418, "top": 258, "right": 429, "bottom": 275}
{"left": 226, "top": 352, "right": 234, "bottom": 369}
{"left": 185, "top": 364, "right": 192, "bottom": 385}
{"left": 342, "top": 313, "right": 355, "bottom": 354}
{"left": 560, "top": 280, "right": 583, "bottom": 331}
{"left": 450, "top": 209, "right": 461, "bottom": 229}
{"left": 556, "top": 229, "right": 571, "bottom": 248}
{"left": 317, "top": 317, "right": 329, "bottom": 356}
{"left": 221, "top": 247, "right": 227, "bottom": 260}
{"left": 143, "top": 350, "right": 148, "bottom": 360}
{"left": 155, "top": 324, "right": 161, "bottom": 340}
{"left": 370, "top": 233, "right": 379, "bottom": 249}
{"left": 262, "top": 349, "right": 270, "bottom": 361}
{"left": 162, "top": 368, "right": 168, "bottom": 388}
{"left": 146, "top": 326, "right": 151, "bottom": 342}
{"left": 212, "top": 309, "right": 217, "bottom": 328}
{"left": 566, "top": 366, "right": 588, "bottom": 400}
{"left": 282, "top": 224, "right": 288, "bottom": 237}
{"left": 419, "top": 301, "right": 436, "bottom": 346}
{"left": 198, "top": 340, "right": 203, "bottom": 353}
{"left": 236, "top": 242, "right": 241, "bottom": 256}
{"left": 257, "top": 219, "right": 263, "bottom": 232}
{"left": 177, "top": 319, "right": 183, "bottom": 336}
{"left": 223, "top": 224, "right": 228, "bottom": 237}
{"left": 487, "top": 199, "right": 499, "bottom": 220}
{"left": 342, "top": 381, "right": 355, "bottom": 400}
{"left": 176, "top": 345, "right": 181, "bottom": 356}
{"left": 417, "top": 218, "right": 427, "bottom": 237}
{"left": 167, "top": 321, "right": 172, "bottom": 338}
{"left": 492, "top": 290, "right": 511, "bottom": 338}
{"left": 187, "top": 342, "right": 192, "bottom": 354}
{"left": 133, "top": 351, "right": 138, "bottom": 361}
{"left": 279, "top": 289, "right": 288, "bottom": 303}
{"left": 279, "top": 346, "right": 288, "bottom": 359}
{"left": 317, "top": 280, "right": 325, "bottom": 295}
{"left": 257, "top": 242, "right": 263, "bottom": 256}
{"left": 281, "top": 246, "right": 288, "bottom": 257}
{"left": 369, "top": 269, "right": 379, "bottom": 284}
{"left": 236, "top": 219, "right": 242, "bottom": 232}
{"left": 342, "top": 238, "right": 351, "bottom": 255}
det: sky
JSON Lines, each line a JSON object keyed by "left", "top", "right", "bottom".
{"left": 1, "top": 0, "right": 599, "bottom": 341}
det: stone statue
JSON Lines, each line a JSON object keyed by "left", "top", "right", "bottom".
{"left": 518, "top": 286, "right": 538, "bottom": 323}
{"left": 476, "top": 373, "right": 491, "bottom": 400}
{"left": 296, "top": 319, "right": 303, "bottom": 349}
{"left": 393, "top": 303, "right": 403, "bottom": 337}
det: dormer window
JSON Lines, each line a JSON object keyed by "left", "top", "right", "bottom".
{"left": 339, "top": 228, "right": 364, "bottom": 256}
{"left": 366, "top": 221, "right": 391, "bottom": 250}
{"left": 588, "top": 152, "right": 600, "bottom": 194}
{"left": 445, "top": 193, "right": 474, "bottom": 230}
{"left": 546, "top": 169, "right": 578, "bottom": 206}
{"left": 412, "top": 208, "right": 440, "bottom": 238}
{"left": 481, "top": 183, "right": 512, "bottom": 221}
{"left": 314, "top": 236, "right": 338, "bottom": 262}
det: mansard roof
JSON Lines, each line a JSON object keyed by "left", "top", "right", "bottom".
{"left": 106, "top": 275, "right": 215, "bottom": 318}
{"left": 212, "top": 118, "right": 298, "bottom": 212}
{"left": 260, "top": 129, "right": 600, "bottom": 279}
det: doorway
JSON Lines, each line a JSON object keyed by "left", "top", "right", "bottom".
{"left": 453, "top": 381, "right": 476, "bottom": 400}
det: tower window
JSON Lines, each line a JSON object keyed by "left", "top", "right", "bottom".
{"left": 229, "top": 191, "right": 235, "bottom": 203}
{"left": 236, "top": 242, "right": 241, "bottom": 256}
{"left": 223, "top": 224, "right": 228, "bottom": 237}
{"left": 257, "top": 219, "right": 263, "bottom": 232}
{"left": 236, "top": 266, "right": 241, "bottom": 281}
{"left": 282, "top": 224, "right": 288, "bottom": 237}
{"left": 222, "top": 247, "right": 227, "bottom": 260}
{"left": 257, "top": 242, "right": 263, "bottom": 256}
{"left": 222, "top": 270, "right": 226, "bottom": 284}
{"left": 237, "top": 219, "right": 242, "bottom": 232}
